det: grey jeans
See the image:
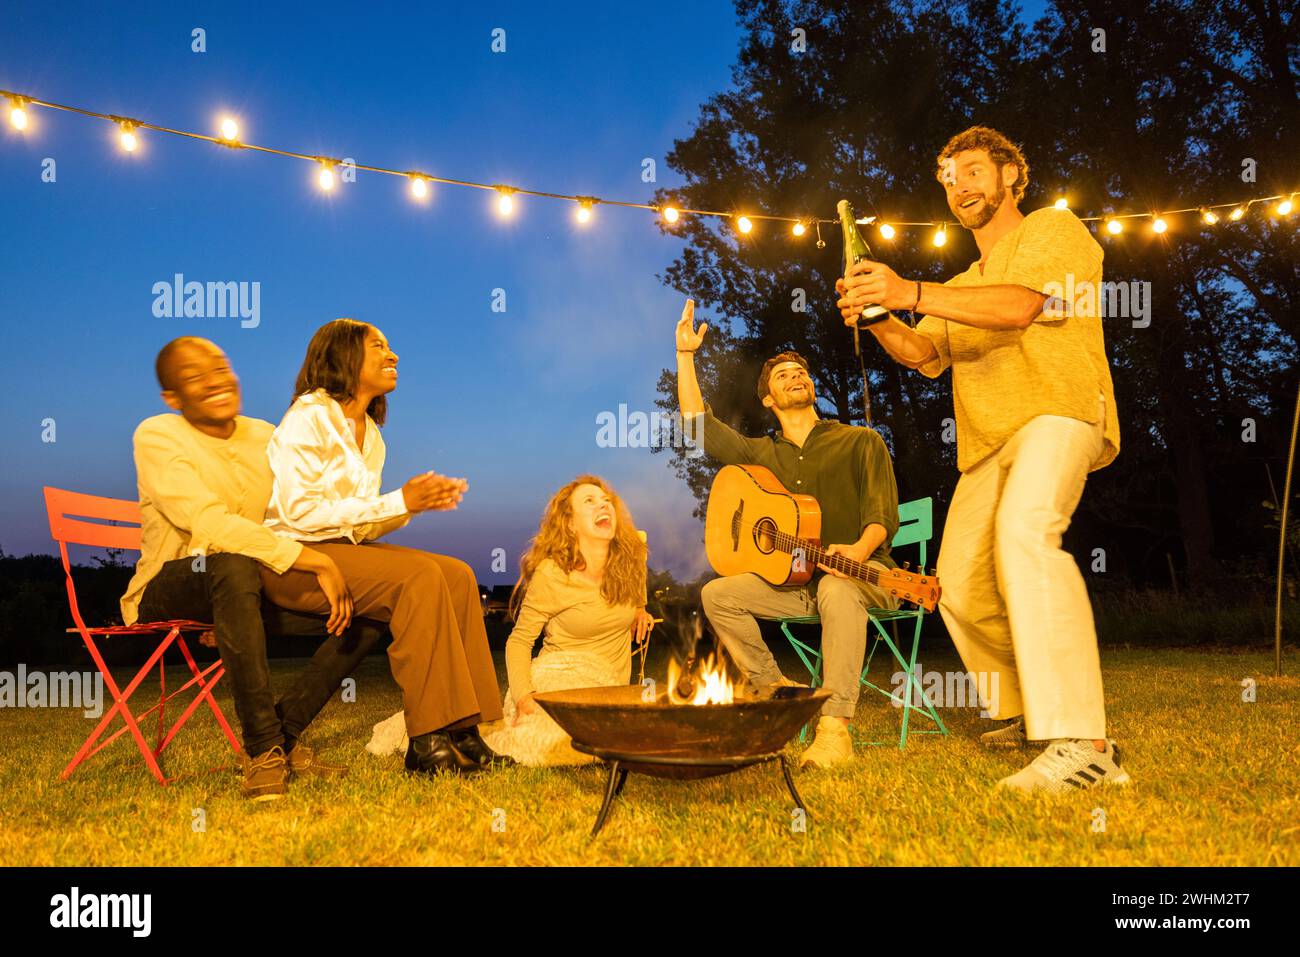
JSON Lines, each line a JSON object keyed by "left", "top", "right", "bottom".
{"left": 701, "top": 566, "right": 898, "bottom": 719}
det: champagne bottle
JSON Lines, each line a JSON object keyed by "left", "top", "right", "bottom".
{"left": 837, "top": 199, "right": 889, "bottom": 324}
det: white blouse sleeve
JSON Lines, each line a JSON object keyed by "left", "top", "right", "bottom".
{"left": 267, "top": 402, "right": 408, "bottom": 536}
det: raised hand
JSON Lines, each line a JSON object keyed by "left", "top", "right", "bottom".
{"left": 675, "top": 298, "right": 708, "bottom": 352}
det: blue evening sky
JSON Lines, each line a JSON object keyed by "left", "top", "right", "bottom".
{"left": 0, "top": 1, "right": 759, "bottom": 584}
{"left": 1, "top": 1, "right": 1048, "bottom": 585}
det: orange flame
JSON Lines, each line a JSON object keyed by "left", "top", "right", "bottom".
{"left": 667, "top": 651, "right": 735, "bottom": 705}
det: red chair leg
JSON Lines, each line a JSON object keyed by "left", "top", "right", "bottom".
{"left": 175, "top": 637, "right": 242, "bottom": 755}
{"left": 156, "top": 657, "right": 167, "bottom": 756}
{"left": 63, "top": 626, "right": 181, "bottom": 784}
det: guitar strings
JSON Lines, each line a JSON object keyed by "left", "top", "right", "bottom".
{"left": 725, "top": 515, "right": 886, "bottom": 585}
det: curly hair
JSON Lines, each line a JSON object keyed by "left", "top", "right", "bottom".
{"left": 936, "top": 125, "right": 1030, "bottom": 202}
{"left": 292, "top": 318, "right": 388, "bottom": 426}
{"left": 509, "top": 475, "right": 648, "bottom": 618}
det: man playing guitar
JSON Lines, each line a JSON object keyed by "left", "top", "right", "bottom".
{"left": 676, "top": 300, "right": 901, "bottom": 769}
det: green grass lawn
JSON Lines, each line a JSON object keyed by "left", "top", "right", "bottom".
{"left": 0, "top": 644, "right": 1295, "bottom": 866}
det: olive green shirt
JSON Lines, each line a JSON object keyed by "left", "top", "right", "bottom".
{"left": 915, "top": 207, "right": 1121, "bottom": 473}
{"left": 688, "top": 405, "right": 899, "bottom": 568}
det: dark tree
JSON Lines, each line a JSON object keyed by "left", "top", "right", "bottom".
{"left": 653, "top": 0, "right": 1299, "bottom": 588}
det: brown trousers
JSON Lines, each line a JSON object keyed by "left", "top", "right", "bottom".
{"left": 260, "top": 541, "right": 502, "bottom": 737}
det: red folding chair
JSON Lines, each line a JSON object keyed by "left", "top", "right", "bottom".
{"left": 43, "top": 486, "right": 242, "bottom": 784}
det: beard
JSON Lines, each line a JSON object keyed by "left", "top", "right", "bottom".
{"left": 952, "top": 180, "right": 1008, "bottom": 229}
{"left": 772, "top": 387, "right": 815, "bottom": 411}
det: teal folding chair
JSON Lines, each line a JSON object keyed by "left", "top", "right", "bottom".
{"left": 775, "top": 498, "right": 947, "bottom": 750}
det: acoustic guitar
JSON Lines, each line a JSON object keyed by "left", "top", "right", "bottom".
{"left": 704, "top": 464, "right": 941, "bottom": 611}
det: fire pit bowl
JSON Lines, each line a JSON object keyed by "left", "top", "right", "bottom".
{"left": 533, "top": 684, "right": 831, "bottom": 835}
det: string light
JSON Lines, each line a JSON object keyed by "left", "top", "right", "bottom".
{"left": 2, "top": 88, "right": 1295, "bottom": 243}
{"left": 8, "top": 97, "right": 28, "bottom": 131}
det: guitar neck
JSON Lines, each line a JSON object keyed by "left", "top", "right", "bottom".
{"left": 783, "top": 533, "right": 881, "bottom": 585}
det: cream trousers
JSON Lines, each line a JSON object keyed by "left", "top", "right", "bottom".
{"left": 936, "top": 406, "right": 1108, "bottom": 741}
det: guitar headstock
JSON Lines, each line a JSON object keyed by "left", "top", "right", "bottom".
{"left": 884, "top": 564, "right": 941, "bottom": 612}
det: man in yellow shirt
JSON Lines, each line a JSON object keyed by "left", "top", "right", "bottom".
{"left": 123, "top": 336, "right": 362, "bottom": 800}
{"left": 835, "top": 126, "right": 1130, "bottom": 793}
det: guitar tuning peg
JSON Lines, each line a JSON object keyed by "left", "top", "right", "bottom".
{"left": 901, "top": 561, "right": 911, "bottom": 571}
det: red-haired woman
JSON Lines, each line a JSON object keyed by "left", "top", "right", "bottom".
{"left": 482, "top": 475, "right": 655, "bottom": 766}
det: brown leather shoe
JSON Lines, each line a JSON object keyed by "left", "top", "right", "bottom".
{"left": 241, "top": 746, "right": 289, "bottom": 801}
{"left": 287, "top": 742, "right": 349, "bottom": 778}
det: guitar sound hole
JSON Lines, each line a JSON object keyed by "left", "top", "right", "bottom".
{"left": 752, "top": 518, "right": 778, "bottom": 555}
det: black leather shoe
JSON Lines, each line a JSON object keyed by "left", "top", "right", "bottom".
{"left": 404, "top": 731, "right": 481, "bottom": 775}
{"left": 448, "top": 726, "right": 516, "bottom": 768}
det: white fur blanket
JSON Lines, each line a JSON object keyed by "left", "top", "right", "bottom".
{"left": 365, "top": 649, "right": 625, "bottom": 767}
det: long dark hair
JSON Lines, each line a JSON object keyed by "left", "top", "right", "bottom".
{"left": 292, "top": 318, "right": 388, "bottom": 426}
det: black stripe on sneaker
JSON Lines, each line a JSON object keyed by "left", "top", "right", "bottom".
{"left": 1088, "top": 764, "right": 1106, "bottom": 777}
{"left": 1065, "top": 777, "right": 1083, "bottom": 788}
{"left": 1075, "top": 769, "right": 1096, "bottom": 784}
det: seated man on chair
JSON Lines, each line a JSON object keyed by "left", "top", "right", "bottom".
{"left": 120, "top": 336, "right": 363, "bottom": 801}
{"left": 674, "top": 300, "right": 900, "bottom": 769}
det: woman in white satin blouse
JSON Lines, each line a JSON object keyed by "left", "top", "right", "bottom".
{"left": 258, "top": 318, "right": 509, "bottom": 775}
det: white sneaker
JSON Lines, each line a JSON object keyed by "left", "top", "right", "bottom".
{"left": 997, "top": 738, "right": 1132, "bottom": 794}
{"left": 799, "top": 716, "right": 854, "bottom": 769}
{"left": 980, "top": 717, "right": 1028, "bottom": 750}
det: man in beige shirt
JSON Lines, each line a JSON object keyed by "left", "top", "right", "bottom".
{"left": 835, "top": 126, "right": 1130, "bottom": 794}
{"left": 124, "top": 336, "right": 363, "bottom": 800}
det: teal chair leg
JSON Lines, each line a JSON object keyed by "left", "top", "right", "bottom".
{"left": 781, "top": 610, "right": 949, "bottom": 750}
{"left": 781, "top": 621, "right": 823, "bottom": 744}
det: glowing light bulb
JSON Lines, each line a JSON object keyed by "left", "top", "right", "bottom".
{"left": 736, "top": 215, "right": 753, "bottom": 234}
{"left": 9, "top": 100, "right": 27, "bottom": 131}
{"left": 119, "top": 124, "right": 138, "bottom": 152}
{"left": 1276, "top": 198, "right": 1293, "bottom": 215}
{"left": 1201, "top": 209, "right": 1219, "bottom": 225}
{"left": 1152, "top": 216, "right": 1167, "bottom": 234}
{"left": 878, "top": 223, "right": 895, "bottom": 240}
{"left": 576, "top": 201, "right": 593, "bottom": 223}
{"left": 219, "top": 117, "right": 239, "bottom": 141}
{"left": 1228, "top": 206, "right": 1245, "bottom": 221}
{"left": 410, "top": 176, "right": 428, "bottom": 199}
{"left": 791, "top": 221, "right": 806, "bottom": 236}
{"left": 932, "top": 226, "right": 947, "bottom": 247}
{"left": 662, "top": 206, "right": 679, "bottom": 223}
{"left": 497, "top": 191, "right": 514, "bottom": 216}
{"left": 1106, "top": 219, "right": 1123, "bottom": 234}
{"left": 1054, "top": 197, "right": 1069, "bottom": 210}
{"left": 318, "top": 165, "right": 335, "bottom": 191}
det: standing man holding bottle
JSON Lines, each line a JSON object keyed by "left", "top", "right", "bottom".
{"left": 835, "top": 126, "right": 1129, "bottom": 794}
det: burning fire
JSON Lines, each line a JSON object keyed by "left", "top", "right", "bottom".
{"left": 667, "top": 652, "right": 735, "bottom": 706}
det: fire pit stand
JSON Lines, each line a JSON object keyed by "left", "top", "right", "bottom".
{"left": 572, "top": 744, "right": 807, "bottom": 837}
{"left": 533, "top": 684, "right": 831, "bottom": 837}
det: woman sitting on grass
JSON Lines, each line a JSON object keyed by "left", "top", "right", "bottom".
{"left": 481, "top": 475, "right": 655, "bottom": 766}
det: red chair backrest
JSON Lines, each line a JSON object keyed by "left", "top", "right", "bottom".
{"left": 43, "top": 487, "right": 143, "bottom": 552}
